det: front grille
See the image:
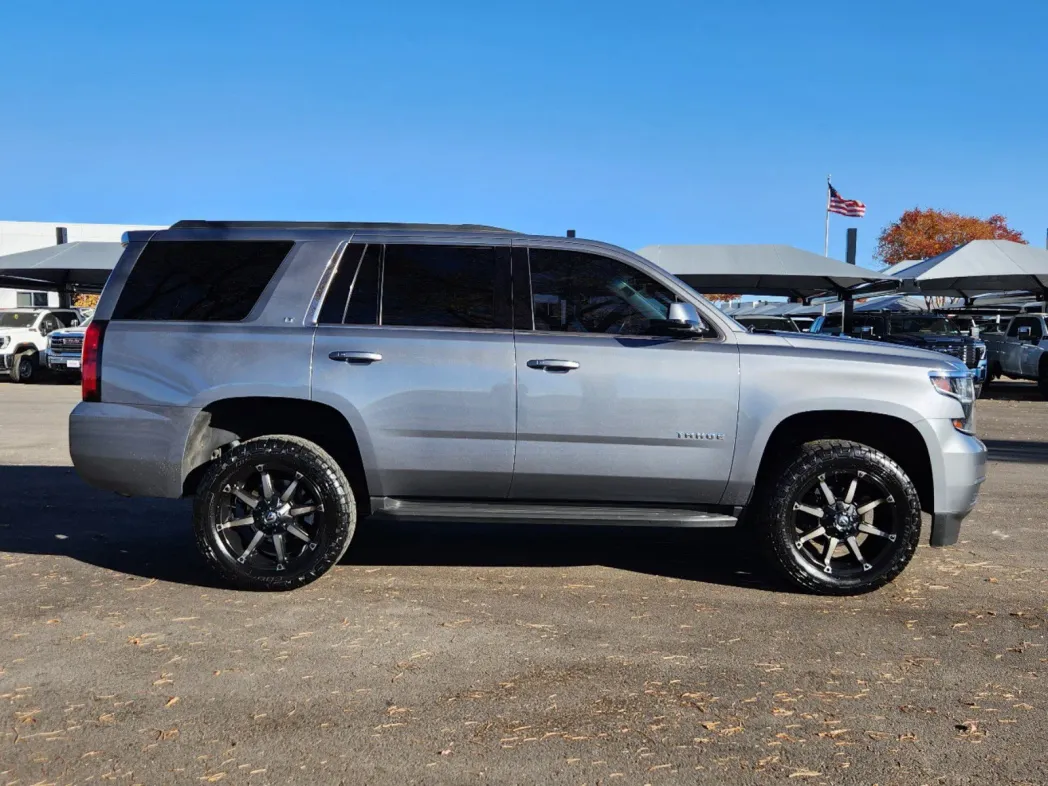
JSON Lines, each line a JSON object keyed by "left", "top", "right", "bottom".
{"left": 50, "top": 336, "right": 83, "bottom": 355}
{"left": 933, "top": 343, "right": 983, "bottom": 369}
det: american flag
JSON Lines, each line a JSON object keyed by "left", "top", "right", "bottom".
{"left": 828, "top": 183, "right": 866, "bottom": 218}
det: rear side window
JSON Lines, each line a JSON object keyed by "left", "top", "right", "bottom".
{"left": 382, "top": 244, "right": 497, "bottom": 329}
{"left": 317, "top": 244, "right": 381, "bottom": 325}
{"left": 112, "top": 240, "right": 293, "bottom": 321}
{"left": 318, "top": 243, "right": 506, "bottom": 329}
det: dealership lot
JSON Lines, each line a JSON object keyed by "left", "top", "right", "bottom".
{"left": 1, "top": 382, "right": 1046, "bottom": 784}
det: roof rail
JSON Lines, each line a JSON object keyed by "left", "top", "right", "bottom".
{"left": 170, "top": 220, "right": 519, "bottom": 233}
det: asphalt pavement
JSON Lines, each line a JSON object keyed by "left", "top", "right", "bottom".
{"left": 1, "top": 379, "right": 1046, "bottom": 785}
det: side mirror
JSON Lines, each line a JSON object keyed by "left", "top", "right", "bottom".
{"left": 652, "top": 302, "right": 706, "bottom": 337}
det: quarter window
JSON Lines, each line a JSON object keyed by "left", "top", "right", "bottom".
{"left": 112, "top": 240, "right": 293, "bottom": 321}
{"left": 526, "top": 249, "right": 677, "bottom": 336}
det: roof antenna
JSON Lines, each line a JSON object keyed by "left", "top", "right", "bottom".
{"left": 566, "top": 229, "right": 576, "bottom": 238}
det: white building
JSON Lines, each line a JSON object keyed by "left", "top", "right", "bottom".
{"left": 0, "top": 220, "right": 165, "bottom": 308}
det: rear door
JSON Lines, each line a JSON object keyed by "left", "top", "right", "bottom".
{"left": 509, "top": 244, "right": 741, "bottom": 504}
{"left": 311, "top": 239, "right": 517, "bottom": 500}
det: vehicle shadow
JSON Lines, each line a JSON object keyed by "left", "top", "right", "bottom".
{"left": 983, "top": 439, "right": 1048, "bottom": 464}
{"left": 980, "top": 379, "right": 1042, "bottom": 402}
{"left": 0, "top": 465, "right": 776, "bottom": 592}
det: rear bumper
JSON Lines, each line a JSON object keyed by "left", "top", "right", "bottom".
{"left": 69, "top": 401, "right": 197, "bottom": 498}
{"left": 916, "top": 418, "right": 986, "bottom": 547}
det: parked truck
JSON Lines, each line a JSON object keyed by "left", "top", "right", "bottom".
{"left": 983, "top": 313, "right": 1048, "bottom": 397}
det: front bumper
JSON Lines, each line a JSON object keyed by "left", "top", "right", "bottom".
{"left": 971, "top": 358, "right": 987, "bottom": 384}
{"left": 46, "top": 353, "right": 82, "bottom": 371}
{"left": 916, "top": 418, "right": 986, "bottom": 547}
{"left": 0, "top": 354, "right": 11, "bottom": 372}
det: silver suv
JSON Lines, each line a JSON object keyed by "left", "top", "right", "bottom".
{"left": 69, "top": 221, "right": 986, "bottom": 594}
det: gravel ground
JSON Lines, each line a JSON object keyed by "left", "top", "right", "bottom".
{"left": 1, "top": 380, "right": 1046, "bottom": 785}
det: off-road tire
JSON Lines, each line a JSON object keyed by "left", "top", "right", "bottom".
{"left": 1039, "top": 362, "right": 1048, "bottom": 399}
{"left": 194, "top": 436, "right": 356, "bottom": 591}
{"left": 11, "top": 351, "right": 38, "bottom": 383}
{"left": 758, "top": 439, "right": 922, "bottom": 595}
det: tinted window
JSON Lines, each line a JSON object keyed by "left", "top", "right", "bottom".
{"left": 317, "top": 244, "right": 381, "bottom": 325}
{"left": 345, "top": 244, "right": 380, "bottom": 325}
{"left": 112, "top": 240, "right": 293, "bottom": 321}
{"left": 527, "top": 250, "right": 677, "bottom": 335}
{"left": 890, "top": 315, "right": 959, "bottom": 335}
{"left": 1009, "top": 317, "right": 1042, "bottom": 338}
{"left": 54, "top": 312, "right": 81, "bottom": 328}
{"left": 381, "top": 245, "right": 497, "bottom": 329}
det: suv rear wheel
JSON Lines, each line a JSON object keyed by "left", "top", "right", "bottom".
{"left": 194, "top": 436, "right": 356, "bottom": 590}
{"left": 759, "top": 440, "right": 921, "bottom": 595}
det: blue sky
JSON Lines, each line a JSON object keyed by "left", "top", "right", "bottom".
{"left": 1, "top": 0, "right": 1046, "bottom": 268}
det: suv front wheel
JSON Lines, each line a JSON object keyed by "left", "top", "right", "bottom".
{"left": 759, "top": 440, "right": 922, "bottom": 595}
{"left": 11, "top": 350, "right": 39, "bottom": 383}
{"left": 194, "top": 436, "right": 357, "bottom": 590}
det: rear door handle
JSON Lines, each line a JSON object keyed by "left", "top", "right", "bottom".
{"left": 527, "top": 358, "right": 580, "bottom": 372}
{"left": 329, "top": 351, "right": 382, "bottom": 364}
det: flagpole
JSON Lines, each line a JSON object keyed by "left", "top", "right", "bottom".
{"left": 823, "top": 175, "right": 831, "bottom": 257}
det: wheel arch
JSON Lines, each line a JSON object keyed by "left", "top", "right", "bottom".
{"left": 181, "top": 396, "right": 372, "bottom": 514}
{"left": 750, "top": 410, "right": 934, "bottom": 514}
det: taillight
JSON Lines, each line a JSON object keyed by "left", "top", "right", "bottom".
{"left": 81, "top": 319, "right": 107, "bottom": 402}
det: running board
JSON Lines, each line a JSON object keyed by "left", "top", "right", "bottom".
{"left": 367, "top": 498, "right": 737, "bottom": 528}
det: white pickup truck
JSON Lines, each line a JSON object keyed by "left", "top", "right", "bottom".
{"left": 0, "top": 308, "right": 85, "bottom": 382}
{"left": 983, "top": 313, "right": 1048, "bottom": 397}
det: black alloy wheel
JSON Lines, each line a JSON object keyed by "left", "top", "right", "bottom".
{"left": 760, "top": 440, "right": 921, "bottom": 595}
{"left": 194, "top": 436, "right": 356, "bottom": 590}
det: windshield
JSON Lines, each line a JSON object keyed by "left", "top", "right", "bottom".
{"left": 890, "top": 316, "right": 961, "bottom": 335}
{"left": 0, "top": 311, "right": 39, "bottom": 328}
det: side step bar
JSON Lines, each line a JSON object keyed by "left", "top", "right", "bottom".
{"left": 368, "top": 498, "right": 737, "bottom": 528}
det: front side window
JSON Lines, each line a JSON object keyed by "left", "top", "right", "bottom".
{"left": 1008, "top": 317, "right": 1037, "bottom": 338}
{"left": 526, "top": 249, "right": 677, "bottom": 336}
{"left": 381, "top": 244, "right": 498, "bottom": 329}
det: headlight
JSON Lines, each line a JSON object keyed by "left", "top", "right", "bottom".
{"left": 929, "top": 369, "right": 976, "bottom": 434}
{"left": 0, "top": 336, "right": 7, "bottom": 350}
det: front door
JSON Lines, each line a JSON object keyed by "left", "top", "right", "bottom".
{"left": 510, "top": 246, "right": 741, "bottom": 504}
{"left": 311, "top": 241, "right": 516, "bottom": 500}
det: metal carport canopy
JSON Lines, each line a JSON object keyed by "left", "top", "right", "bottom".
{"left": 888, "top": 240, "right": 1048, "bottom": 299}
{"left": 0, "top": 242, "right": 124, "bottom": 291}
{"left": 637, "top": 244, "right": 895, "bottom": 299}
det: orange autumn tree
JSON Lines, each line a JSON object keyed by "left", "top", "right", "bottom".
{"left": 73, "top": 293, "right": 100, "bottom": 308}
{"left": 703, "top": 293, "right": 739, "bottom": 303}
{"left": 875, "top": 208, "right": 1026, "bottom": 265}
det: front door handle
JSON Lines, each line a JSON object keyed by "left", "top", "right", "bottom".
{"left": 527, "top": 358, "right": 580, "bottom": 372}
{"left": 329, "top": 351, "right": 382, "bottom": 364}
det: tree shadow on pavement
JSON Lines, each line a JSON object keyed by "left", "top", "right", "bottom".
{"left": 0, "top": 466, "right": 777, "bottom": 592}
